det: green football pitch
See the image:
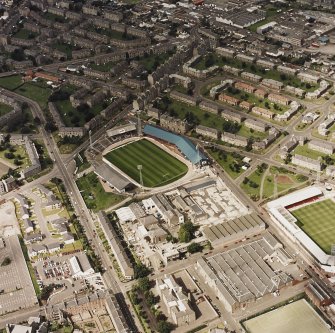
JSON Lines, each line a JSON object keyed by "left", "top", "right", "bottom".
{"left": 105, "top": 139, "right": 188, "bottom": 187}
{"left": 291, "top": 199, "right": 335, "bottom": 254}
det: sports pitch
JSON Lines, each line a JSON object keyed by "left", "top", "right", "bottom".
{"left": 105, "top": 139, "right": 188, "bottom": 187}
{"left": 244, "top": 299, "right": 330, "bottom": 333}
{"left": 291, "top": 199, "right": 335, "bottom": 254}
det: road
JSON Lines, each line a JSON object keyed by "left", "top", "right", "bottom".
{"left": 0, "top": 87, "right": 140, "bottom": 331}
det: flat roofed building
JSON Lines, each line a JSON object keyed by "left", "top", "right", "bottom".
{"left": 156, "top": 274, "right": 196, "bottom": 326}
{"left": 196, "top": 233, "right": 291, "bottom": 313}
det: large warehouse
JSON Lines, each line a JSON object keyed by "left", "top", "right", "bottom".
{"left": 196, "top": 232, "right": 292, "bottom": 313}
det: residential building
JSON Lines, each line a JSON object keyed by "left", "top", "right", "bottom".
{"left": 291, "top": 154, "right": 322, "bottom": 171}
{"left": 195, "top": 125, "right": 219, "bottom": 140}
{"left": 221, "top": 132, "right": 248, "bottom": 147}
{"left": 244, "top": 118, "right": 267, "bottom": 132}
{"left": 308, "top": 140, "right": 334, "bottom": 155}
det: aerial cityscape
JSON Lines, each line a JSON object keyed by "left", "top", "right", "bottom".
{"left": 1, "top": 0, "right": 335, "bottom": 332}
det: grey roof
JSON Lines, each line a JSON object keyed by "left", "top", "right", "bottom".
{"left": 95, "top": 164, "right": 133, "bottom": 191}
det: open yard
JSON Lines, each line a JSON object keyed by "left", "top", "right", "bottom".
{"left": 51, "top": 41, "right": 76, "bottom": 59}
{"left": 76, "top": 172, "right": 125, "bottom": 211}
{"left": 13, "top": 28, "right": 38, "bottom": 39}
{"left": 291, "top": 199, "right": 335, "bottom": 254}
{"left": 14, "top": 82, "right": 52, "bottom": 109}
{"left": 243, "top": 299, "right": 330, "bottom": 333}
{"left": 139, "top": 51, "right": 174, "bottom": 73}
{"left": 0, "top": 102, "right": 13, "bottom": 117}
{"left": 0, "top": 75, "right": 23, "bottom": 90}
{"left": 105, "top": 139, "right": 188, "bottom": 187}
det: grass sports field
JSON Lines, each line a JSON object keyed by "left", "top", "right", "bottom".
{"left": 291, "top": 199, "right": 335, "bottom": 254}
{"left": 244, "top": 299, "right": 330, "bottom": 333}
{"left": 105, "top": 139, "right": 188, "bottom": 187}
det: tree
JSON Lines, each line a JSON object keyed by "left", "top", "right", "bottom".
{"left": 178, "top": 222, "right": 197, "bottom": 243}
{"left": 187, "top": 242, "right": 203, "bottom": 254}
{"left": 4, "top": 152, "right": 14, "bottom": 159}
{"left": 138, "top": 277, "right": 150, "bottom": 292}
{"left": 157, "top": 321, "right": 175, "bottom": 333}
{"left": 134, "top": 263, "right": 150, "bottom": 279}
{"left": 1, "top": 257, "right": 11, "bottom": 266}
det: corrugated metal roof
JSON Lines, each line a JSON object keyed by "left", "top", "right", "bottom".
{"left": 143, "top": 124, "right": 206, "bottom": 164}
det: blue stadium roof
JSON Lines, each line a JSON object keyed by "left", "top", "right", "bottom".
{"left": 143, "top": 125, "right": 207, "bottom": 164}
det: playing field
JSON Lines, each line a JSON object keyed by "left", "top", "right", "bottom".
{"left": 244, "top": 299, "right": 330, "bottom": 333}
{"left": 105, "top": 139, "right": 188, "bottom": 187}
{"left": 291, "top": 199, "right": 335, "bottom": 254}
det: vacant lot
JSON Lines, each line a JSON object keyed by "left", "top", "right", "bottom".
{"left": 244, "top": 299, "right": 330, "bottom": 333}
{"left": 105, "top": 139, "right": 188, "bottom": 187}
{"left": 291, "top": 199, "right": 335, "bottom": 254}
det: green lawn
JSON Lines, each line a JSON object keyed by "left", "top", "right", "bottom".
{"left": 76, "top": 172, "right": 125, "bottom": 211}
{"left": 240, "top": 167, "right": 265, "bottom": 201}
{"left": 55, "top": 99, "right": 106, "bottom": 127}
{"left": 13, "top": 29, "right": 38, "bottom": 39}
{"left": 157, "top": 97, "right": 267, "bottom": 140}
{"left": 0, "top": 102, "right": 12, "bottom": 117}
{"left": 52, "top": 41, "right": 77, "bottom": 59}
{"left": 207, "top": 147, "right": 245, "bottom": 179}
{"left": 139, "top": 51, "right": 174, "bottom": 73}
{"left": 293, "top": 145, "right": 327, "bottom": 160}
{"left": 105, "top": 139, "right": 188, "bottom": 187}
{"left": 14, "top": 82, "right": 52, "bottom": 109}
{"left": 0, "top": 144, "right": 30, "bottom": 168}
{"left": 0, "top": 75, "right": 23, "bottom": 90}
{"left": 192, "top": 53, "right": 224, "bottom": 70}
{"left": 241, "top": 165, "right": 308, "bottom": 201}
{"left": 90, "top": 61, "right": 115, "bottom": 72}
{"left": 43, "top": 12, "right": 67, "bottom": 23}
{"left": 291, "top": 199, "right": 335, "bottom": 254}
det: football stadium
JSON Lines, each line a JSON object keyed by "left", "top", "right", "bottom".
{"left": 267, "top": 186, "right": 335, "bottom": 273}
{"left": 104, "top": 138, "right": 188, "bottom": 188}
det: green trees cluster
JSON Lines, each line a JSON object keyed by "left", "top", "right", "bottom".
{"left": 178, "top": 222, "right": 197, "bottom": 243}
